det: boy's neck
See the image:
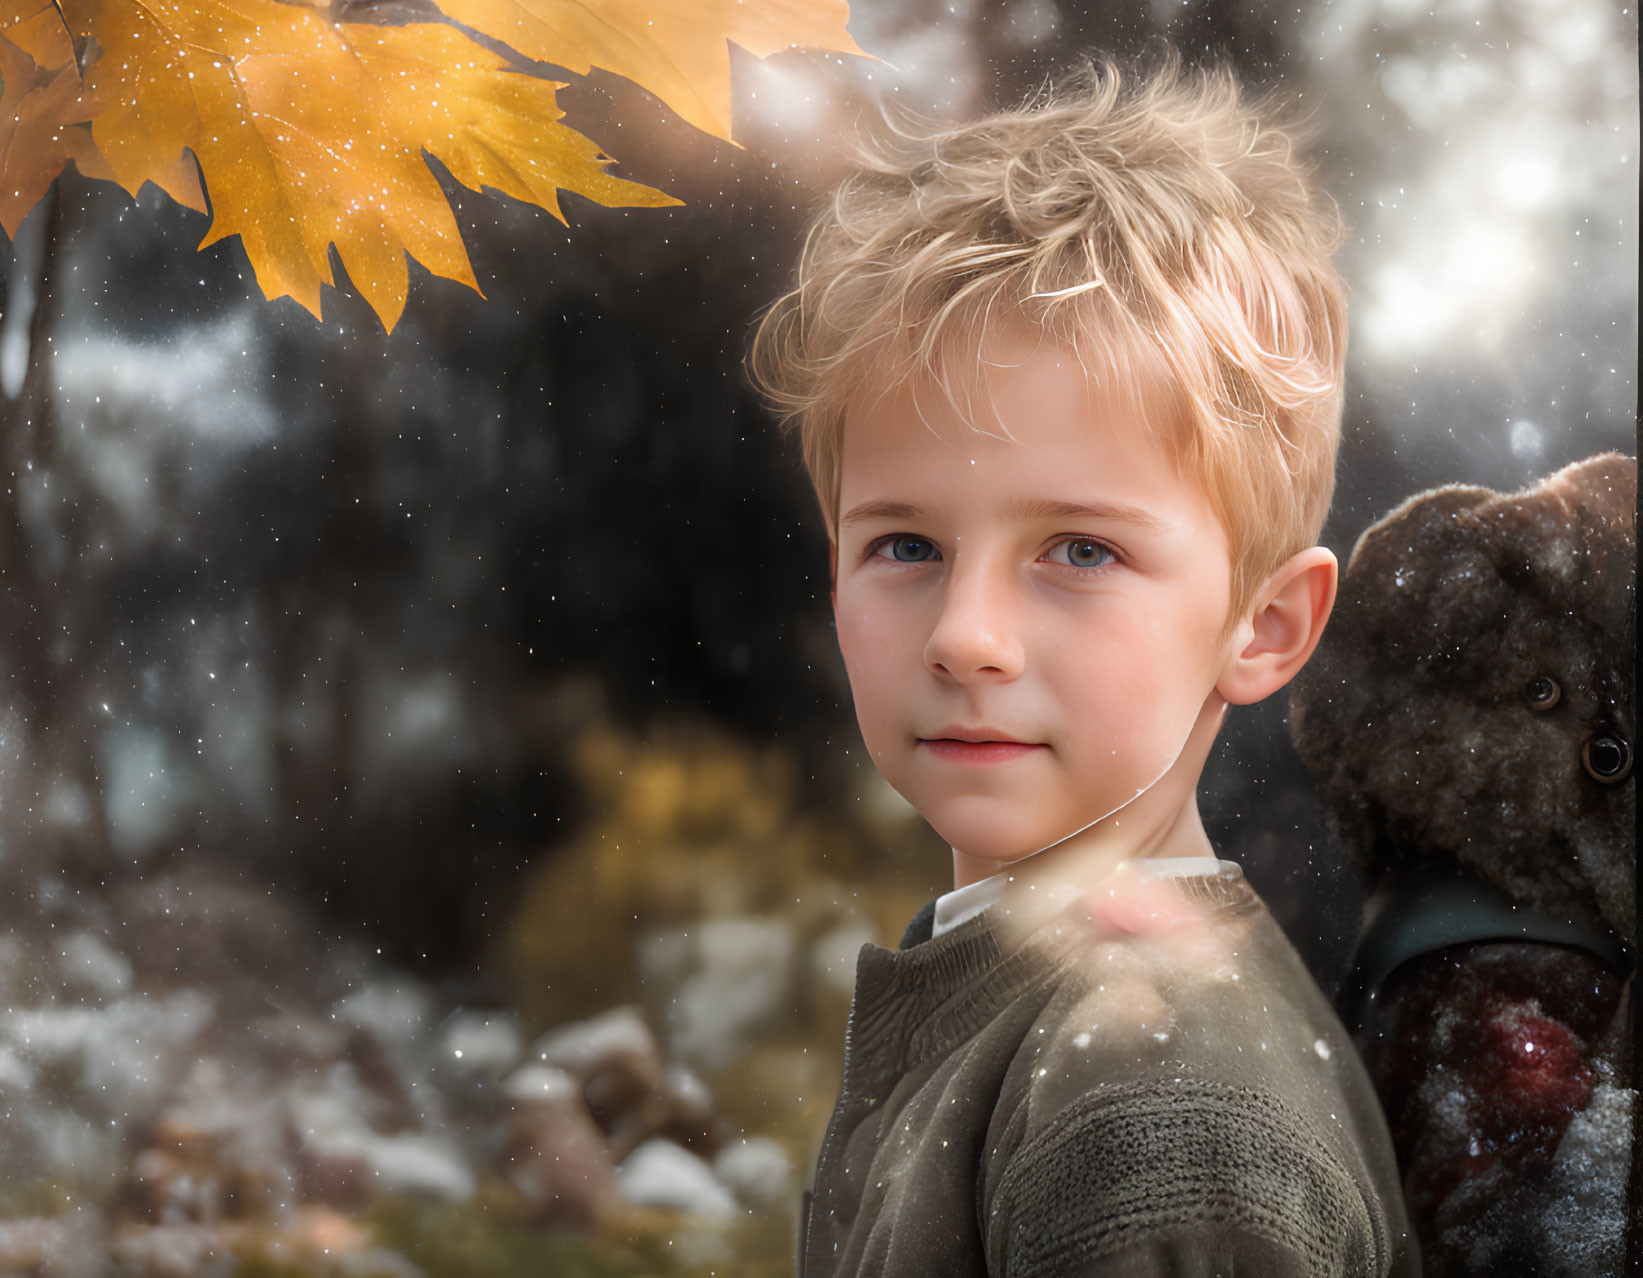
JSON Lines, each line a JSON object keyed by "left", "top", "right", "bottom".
{"left": 949, "top": 794, "right": 1217, "bottom": 893}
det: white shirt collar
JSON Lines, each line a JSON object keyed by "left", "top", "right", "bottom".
{"left": 930, "top": 855, "right": 1232, "bottom": 940}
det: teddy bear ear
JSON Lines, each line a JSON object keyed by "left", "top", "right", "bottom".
{"left": 1541, "top": 452, "right": 1637, "bottom": 549}
{"left": 1341, "top": 483, "right": 1495, "bottom": 587}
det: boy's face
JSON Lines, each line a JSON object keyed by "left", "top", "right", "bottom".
{"left": 831, "top": 327, "right": 1243, "bottom": 873}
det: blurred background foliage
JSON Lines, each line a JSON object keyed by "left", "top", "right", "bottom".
{"left": 0, "top": 0, "right": 1632, "bottom": 1271}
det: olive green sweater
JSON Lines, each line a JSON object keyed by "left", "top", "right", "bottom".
{"left": 799, "top": 863, "right": 1418, "bottom": 1277}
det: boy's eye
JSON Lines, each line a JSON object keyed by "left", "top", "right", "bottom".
{"left": 873, "top": 535, "right": 939, "bottom": 563}
{"left": 1046, "top": 538, "right": 1115, "bottom": 570}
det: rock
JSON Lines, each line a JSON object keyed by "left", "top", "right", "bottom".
{"left": 616, "top": 1138, "right": 739, "bottom": 1220}
{"left": 433, "top": 1008, "right": 523, "bottom": 1085}
{"left": 108, "top": 1220, "right": 240, "bottom": 1278}
{"left": 124, "top": 1058, "right": 299, "bottom": 1224}
{"left": 639, "top": 916, "right": 799, "bottom": 1071}
{"left": 288, "top": 1082, "right": 475, "bottom": 1204}
{"left": 365, "top": 1133, "right": 477, "bottom": 1202}
{"left": 0, "top": 1212, "right": 107, "bottom": 1278}
{"left": 332, "top": 980, "right": 435, "bottom": 1069}
{"left": 502, "top": 1061, "right": 581, "bottom": 1106}
{"left": 499, "top": 1063, "right": 619, "bottom": 1227}
{"left": 654, "top": 1062, "right": 719, "bottom": 1155}
{"left": 57, "top": 931, "right": 134, "bottom": 1002}
{"left": 0, "top": 1044, "right": 36, "bottom": 1094}
{"left": 713, "top": 1135, "right": 794, "bottom": 1214}
{"left": 340, "top": 1022, "right": 424, "bottom": 1136}
{"left": 23, "top": 1105, "right": 122, "bottom": 1191}
{"left": 79, "top": 992, "right": 215, "bottom": 1121}
{"left": 130, "top": 1130, "right": 233, "bottom": 1226}
{"left": 529, "top": 1005, "right": 660, "bottom": 1080}
{"left": 809, "top": 918, "right": 875, "bottom": 999}
{"left": 6, "top": 1005, "right": 101, "bottom": 1071}
{"left": 528, "top": 1006, "right": 667, "bottom": 1158}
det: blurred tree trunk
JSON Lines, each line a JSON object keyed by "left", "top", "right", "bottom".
{"left": 266, "top": 348, "right": 379, "bottom": 930}
{"left": 0, "top": 182, "right": 113, "bottom": 879}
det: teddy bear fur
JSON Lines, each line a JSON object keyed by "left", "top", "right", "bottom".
{"left": 1289, "top": 451, "right": 1636, "bottom": 1276}
{"left": 1291, "top": 452, "right": 1635, "bottom": 945}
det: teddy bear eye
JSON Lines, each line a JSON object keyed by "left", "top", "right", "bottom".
{"left": 1523, "top": 676, "right": 1561, "bottom": 710}
{"left": 1581, "top": 733, "right": 1632, "bottom": 784}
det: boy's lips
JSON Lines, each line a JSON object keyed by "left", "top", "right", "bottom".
{"left": 918, "top": 728, "right": 1047, "bottom": 765}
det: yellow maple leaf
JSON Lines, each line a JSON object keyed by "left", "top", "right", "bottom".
{"left": 0, "top": 0, "right": 134, "bottom": 236}
{"left": 432, "top": 0, "right": 869, "bottom": 141}
{"left": 60, "top": 0, "right": 680, "bottom": 329}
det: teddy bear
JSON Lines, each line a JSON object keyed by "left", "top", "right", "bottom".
{"left": 1289, "top": 451, "right": 1636, "bottom": 1276}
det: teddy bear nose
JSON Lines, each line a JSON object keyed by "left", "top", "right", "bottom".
{"left": 1581, "top": 732, "right": 1631, "bottom": 784}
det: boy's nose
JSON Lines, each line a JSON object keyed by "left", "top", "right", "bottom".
{"left": 922, "top": 561, "right": 1025, "bottom": 683}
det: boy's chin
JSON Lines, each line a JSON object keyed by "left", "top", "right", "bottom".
{"left": 929, "top": 803, "right": 1138, "bottom": 870}
{"left": 928, "top": 814, "right": 1067, "bottom": 867}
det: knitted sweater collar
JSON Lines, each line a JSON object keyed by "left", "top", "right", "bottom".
{"left": 847, "top": 863, "right": 1258, "bottom": 1085}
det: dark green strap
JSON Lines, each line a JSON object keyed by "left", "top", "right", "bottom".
{"left": 1338, "top": 870, "right": 1632, "bottom": 1029}
{"left": 897, "top": 894, "right": 939, "bottom": 950}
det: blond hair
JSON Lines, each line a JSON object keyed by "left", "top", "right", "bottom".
{"left": 745, "top": 55, "right": 1348, "bottom": 637}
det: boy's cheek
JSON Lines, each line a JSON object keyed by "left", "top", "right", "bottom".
{"left": 832, "top": 636, "right": 901, "bottom": 767}
{"left": 834, "top": 598, "right": 909, "bottom": 694}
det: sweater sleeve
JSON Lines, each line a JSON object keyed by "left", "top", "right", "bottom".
{"left": 983, "top": 1079, "right": 1394, "bottom": 1278}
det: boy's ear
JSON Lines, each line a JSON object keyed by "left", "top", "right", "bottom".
{"left": 1215, "top": 546, "right": 1338, "bottom": 707}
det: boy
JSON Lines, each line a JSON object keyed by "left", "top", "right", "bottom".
{"left": 747, "top": 56, "right": 1417, "bottom": 1276}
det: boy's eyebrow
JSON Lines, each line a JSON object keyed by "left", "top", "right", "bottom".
{"left": 1008, "top": 497, "right": 1172, "bottom": 532}
{"left": 840, "top": 500, "right": 924, "bottom": 528}
{"left": 840, "top": 497, "right": 1171, "bottom": 532}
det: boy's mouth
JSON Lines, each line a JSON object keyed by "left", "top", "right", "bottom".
{"left": 919, "top": 728, "right": 1046, "bottom": 765}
